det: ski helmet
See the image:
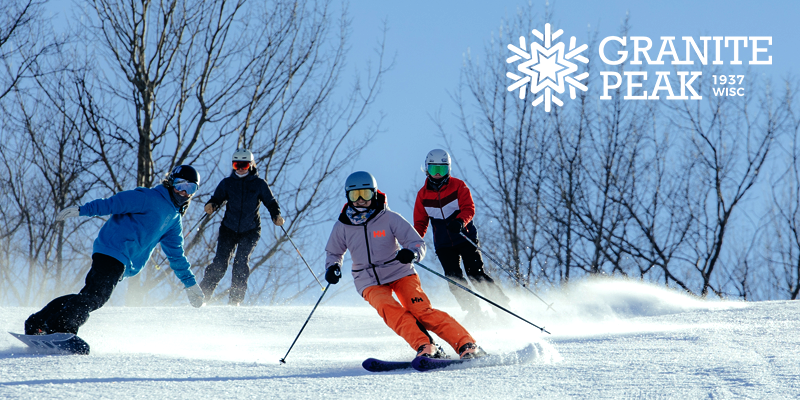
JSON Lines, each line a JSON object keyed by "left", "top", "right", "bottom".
{"left": 232, "top": 148, "right": 254, "bottom": 171}
{"left": 232, "top": 148, "right": 254, "bottom": 163}
{"left": 168, "top": 165, "right": 200, "bottom": 196}
{"left": 344, "top": 171, "right": 377, "bottom": 202}
{"left": 425, "top": 149, "right": 451, "bottom": 166}
{"left": 425, "top": 149, "right": 451, "bottom": 177}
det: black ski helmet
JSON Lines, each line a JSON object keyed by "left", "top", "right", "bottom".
{"left": 168, "top": 165, "right": 201, "bottom": 189}
{"left": 165, "top": 165, "right": 200, "bottom": 215}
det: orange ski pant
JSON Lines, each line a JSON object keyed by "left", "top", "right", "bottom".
{"left": 362, "top": 274, "right": 474, "bottom": 353}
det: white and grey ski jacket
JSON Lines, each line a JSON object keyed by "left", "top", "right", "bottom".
{"left": 325, "top": 191, "right": 426, "bottom": 295}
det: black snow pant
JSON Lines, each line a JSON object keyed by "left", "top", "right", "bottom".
{"left": 435, "top": 241, "right": 510, "bottom": 314}
{"left": 25, "top": 253, "right": 125, "bottom": 335}
{"left": 199, "top": 224, "right": 260, "bottom": 304}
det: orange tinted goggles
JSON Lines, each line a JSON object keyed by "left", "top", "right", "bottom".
{"left": 233, "top": 161, "right": 251, "bottom": 170}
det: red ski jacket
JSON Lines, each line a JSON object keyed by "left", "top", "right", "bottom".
{"left": 413, "top": 176, "right": 479, "bottom": 249}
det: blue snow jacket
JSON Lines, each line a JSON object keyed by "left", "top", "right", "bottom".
{"left": 78, "top": 184, "right": 197, "bottom": 288}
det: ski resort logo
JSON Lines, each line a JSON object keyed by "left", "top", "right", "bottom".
{"left": 506, "top": 23, "right": 589, "bottom": 112}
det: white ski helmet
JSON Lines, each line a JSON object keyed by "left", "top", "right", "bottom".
{"left": 425, "top": 149, "right": 451, "bottom": 166}
{"left": 232, "top": 148, "right": 254, "bottom": 163}
{"left": 425, "top": 149, "right": 451, "bottom": 177}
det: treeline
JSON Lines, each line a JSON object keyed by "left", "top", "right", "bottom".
{"left": 446, "top": 10, "right": 800, "bottom": 300}
{"left": 0, "top": 0, "right": 388, "bottom": 306}
{"left": 2, "top": 1, "right": 797, "bottom": 306}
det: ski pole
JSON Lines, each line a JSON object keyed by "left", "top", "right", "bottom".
{"left": 279, "top": 283, "right": 331, "bottom": 364}
{"left": 281, "top": 225, "right": 325, "bottom": 290}
{"left": 155, "top": 200, "right": 226, "bottom": 270}
{"left": 414, "top": 261, "right": 550, "bottom": 334}
{"left": 459, "top": 232, "right": 555, "bottom": 312}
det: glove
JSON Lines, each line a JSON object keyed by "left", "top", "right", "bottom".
{"left": 186, "top": 284, "right": 205, "bottom": 308}
{"left": 447, "top": 218, "right": 464, "bottom": 235}
{"left": 272, "top": 214, "right": 285, "bottom": 226}
{"left": 325, "top": 264, "right": 341, "bottom": 284}
{"left": 204, "top": 203, "right": 217, "bottom": 215}
{"left": 395, "top": 248, "right": 416, "bottom": 264}
{"left": 56, "top": 206, "right": 81, "bottom": 222}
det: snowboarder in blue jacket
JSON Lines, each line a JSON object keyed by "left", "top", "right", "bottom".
{"left": 25, "top": 165, "right": 206, "bottom": 339}
{"left": 199, "top": 148, "right": 283, "bottom": 305}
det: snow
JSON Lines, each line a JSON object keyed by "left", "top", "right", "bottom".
{"left": 1, "top": 277, "right": 798, "bottom": 399}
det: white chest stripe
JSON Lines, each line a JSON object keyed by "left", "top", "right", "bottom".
{"left": 425, "top": 199, "right": 459, "bottom": 220}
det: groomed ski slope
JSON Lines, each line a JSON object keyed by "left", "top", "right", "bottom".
{"left": 1, "top": 277, "right": 798, "bottom": 399}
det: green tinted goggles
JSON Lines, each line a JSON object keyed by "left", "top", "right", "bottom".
{"left": 427, "top": 164, "right": 450, "bottom": 176}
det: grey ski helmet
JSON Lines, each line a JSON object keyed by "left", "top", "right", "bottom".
{"left": 344, "top": 171, "right": 377, "bottom": 201}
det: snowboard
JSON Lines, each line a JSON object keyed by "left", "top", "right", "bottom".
{"left": 412, "top": 343, "right": 539, "bottom": 372}
{"left": 362, "top": 358, "right": 413, "bottom": 372}
{"left": 9, "top": 332, "right": 91, "bottom": 355}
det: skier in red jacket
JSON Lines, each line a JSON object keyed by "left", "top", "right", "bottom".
{"left": 413, "top": 149, "right": 509, "bottom": 320}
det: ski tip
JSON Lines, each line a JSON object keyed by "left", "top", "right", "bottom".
{"left": 361, "top": 359, "right": 374, "bottom": 370}
{"left": 362, "top": 358, "right": 414, "bottom": 372}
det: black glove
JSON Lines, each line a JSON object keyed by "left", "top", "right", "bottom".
{"left": 395, "top": 248, "right": 416, "bottom": 264}
{"left": 447, "top": 218, "right": 464, "bottom": 234}
{"left": 325, "top": 264, "right": 341, "bottom": 284}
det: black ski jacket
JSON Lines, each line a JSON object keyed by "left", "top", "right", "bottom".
{"left": 206, "top": 167, "right": 281, "bottom": 233}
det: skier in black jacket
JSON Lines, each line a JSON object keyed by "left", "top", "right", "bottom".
{"left": 199, "top": 148, "right": 284, "bottom": 305}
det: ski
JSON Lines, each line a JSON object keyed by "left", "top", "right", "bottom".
{"left": 412, "top": 356, "right": 469, "bottom": 371}
{"left": 362, "top": 358, "right": 413, "bottom": 372}
{"left": 8, "top": 332, "right": 91, "bottom": 355}
{"left": 412, "top": 343, "right": 539, "bottom": 372}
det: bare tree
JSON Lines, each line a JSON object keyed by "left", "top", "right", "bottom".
{"left": 670, "top": 72, "right": 786, "bottom": 296}
{"left": 65, "top": 0, "right": 388, "bottom": 305}
{"left": 0, "top": 0, "right": 58, "bottom": 101}
{"left": 0, "top": 0, "right": 87, "bottom": 306}
{"left": 443, "top": 5, "right": 794, "bottom": 301}
{"left": 764, "top": 80, "right": 800, "bottom": 299}
{"left": 444, "top": 5, "right": 557, "bottom": 290}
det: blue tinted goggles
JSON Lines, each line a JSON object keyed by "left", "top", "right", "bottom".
{"left": 173, "top": 178, "right": 198, "bottom": 195}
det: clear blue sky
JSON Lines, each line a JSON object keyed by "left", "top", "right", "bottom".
{"left": 45, "top": 0, "right": 800, "bottom": 220}
{"left": 39, "top": 0, "right": 800, "bottom": 303}
{"left": 343, "top": 0, "right": 800, "bottom": 219}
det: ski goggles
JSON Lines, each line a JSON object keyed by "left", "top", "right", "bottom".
{"left": 232, "top": 161, "right": 251, "bottom": 170}
{"left": 347, "top": 188, "right": 375, "bottom": 202}
{"left": 427, "top": 164, "right": 450, "bottom": 176}
{"left": 172, "top": 178, "right": 198, "bottom": 196}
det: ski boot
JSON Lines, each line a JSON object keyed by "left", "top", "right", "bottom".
{"left": 416, "top": 343, "right": 448, "bottom": 359}
{"left": 458, "top": 342, "right": 488, "bottom": 360}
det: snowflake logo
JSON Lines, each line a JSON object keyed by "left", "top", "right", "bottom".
{"left": 506, "top": 23, "right": 589, "bottom": 112}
